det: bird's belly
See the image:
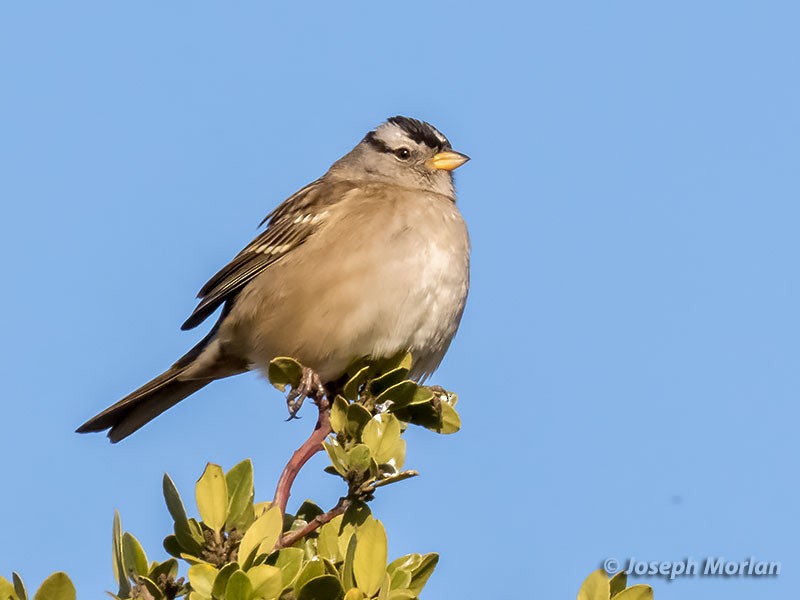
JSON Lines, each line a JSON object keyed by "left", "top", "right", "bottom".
{"left": 223, "top": 204, "right": 469, "bottom": 381}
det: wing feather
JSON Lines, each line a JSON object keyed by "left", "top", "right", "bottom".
{"left": 181, "top": 178, "right": 352, "bottom": 330}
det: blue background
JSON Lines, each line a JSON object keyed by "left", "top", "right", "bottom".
{"left": 1, "top": 3, "right": 797, "bottom": 599}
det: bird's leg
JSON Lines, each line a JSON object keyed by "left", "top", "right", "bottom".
{"left": 285, "top": 366, "right": 325, "bottom": 419}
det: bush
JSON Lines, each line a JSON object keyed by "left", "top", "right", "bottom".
{"left": 1, "top": 355, "right": 655, "bottom": 599}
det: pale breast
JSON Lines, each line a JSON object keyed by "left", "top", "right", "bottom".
{"left": 220, "top": 185, "right": 470, "bottom": 381}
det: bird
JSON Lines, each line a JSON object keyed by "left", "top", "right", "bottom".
{"left": 77, "top": 116, "right": 471, "bottom": 443}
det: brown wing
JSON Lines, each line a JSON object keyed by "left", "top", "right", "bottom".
{"left": 181, "top": 178, "right": 351, "bottom": 330}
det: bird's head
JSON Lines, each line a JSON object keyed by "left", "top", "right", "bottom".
{"left": 330, "top": 116, "right": 470, "bottom": 199}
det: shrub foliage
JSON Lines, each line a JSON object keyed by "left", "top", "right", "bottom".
{"left": 1, "top": 354, "right": 654, "bottom": 599}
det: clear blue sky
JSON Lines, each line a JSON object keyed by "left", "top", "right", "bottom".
{"left": 1, "top": 3, "right": 797, "bottom": 599}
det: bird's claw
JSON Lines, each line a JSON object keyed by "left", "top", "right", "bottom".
{"left": 285, "top": 366, "right": 325, "bottom": 419}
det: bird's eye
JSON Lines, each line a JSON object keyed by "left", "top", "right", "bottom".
{"left": 394, "top": 148, "right": 411, "bottom": 160}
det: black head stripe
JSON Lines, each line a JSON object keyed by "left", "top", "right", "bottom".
{"left": 387, "top": 116, "right": 451, "bottom": 151}
{"left": 364, "top": 130, "right": 394, "bottom": 154}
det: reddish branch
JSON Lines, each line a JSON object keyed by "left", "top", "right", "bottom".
{"left": 273, "top": 395, "right": 332, "bottom": 515}
{"left": 277, "top": 496, "right": 350, "bottom": 549}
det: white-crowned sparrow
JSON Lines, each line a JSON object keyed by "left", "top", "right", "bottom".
{"left": 78, "top": 116, "right": 470, "bottom": 442}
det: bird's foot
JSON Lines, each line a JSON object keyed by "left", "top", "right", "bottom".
{"left": 286, "top": 366, "right": 325, "bottom": 420}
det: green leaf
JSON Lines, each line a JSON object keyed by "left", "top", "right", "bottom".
{"left": 324, "top": 440, "right": 349, "bottom": 477}
{"left": 188, "top": 564, "right": 218, "bottom": 598}
{"left": 407, "top": 553, "right": 438, "bottom": 595}
{"left": 296, "top": 575, "right": 344, "bottom": 600}
{"left": 347, "top": 444, "right": 372, "bottom": 473}
{"left": 163, "top": 535, "right": 182, "bottom": 558}
{"left": 394, "top": 396, "right": 461, "bottom": 434}
{"left": 212, "top": 563, "right": 241, "bottom": 599}
{"left": 399, "top": 384, "right": 436, "bottom": 411}
{"left": 268, "top": 357, "right": 304, "bottom": 392}
{"left": 295, "top": 500, "right": 324, "bottom": 524}
{"left": 231, "top": 505, "right": 256, "bottom": 535}
{"left": 0, "top": 576, "right": 17, "bottom": 600}
{"left": 361, "top": 414, "right": 402, "bottom": 464}
{"left": 387, "top": 590, "right": 416, "bottom": 600}
{"left": 294, "top": 560, "right": 326, "bottom": 593}
{"left": 376, "top": 573, "right": 391, "bottom": 600}
{"left": 387, "top": 554, "right": 420, "bottom": 575}
{"left": 32, "top": 573, "right": 75, "bottom": 600}
{"left": 254, "top": 502, "right": 274, "bottom": 517}
{"left": 353, "top": 519, "right": 388, "bottom": 597}
{"left": 320, "top": 557, "right": 339, "bottom": 577}
{"left": 389, "top": 568, "right": 411, "bottom": 591}
{"left": 341, "top": 534, "right": 358, "bottom": 591}
{"left": 112, "top": 512, "right": 131, "bottom": 598}
{"left": 137, "top": 577, "right": 163, "bottom": 600}
{"left": 343, "top": 366, "right": 370, "bottom": 401}
{"left": 226, "top": 459, "right": 255, "bottom": 529}
{"left": 577, "top": 569, "right": 611, "bottom": 600}
{"left": 343, "top": 589, "right": 365, "bottom": 600}
{"left": 374, "top": 381, "right": 418, "bottom": 411}
{"left": 409, "top": 386, "right": 434, "bottom": 406}
{"left": 316, "top": 515, "right": 343, "bottom": 563}
{"left": 373, "top": 352, "right": 413, "bottom": 376}
{"left": 369, "top": 369, "right": 411, "bottom": 398}
{"left": 12, "top": 573, "right": 27, "bottom": 600}
{"left": 614, "top": 585, "right": 653, "bottom": 600}
{"left": 148, "top": 559, "right": 179, "bottom": 582}
{"left": 609, "top": 571, "right": 627, "bottom": 597}
{"left": 247, "top": 565, "right": 282, "bottom": 600}
{"left": 437, "top": 401, "right": 461, "bottom": 434}
{"left": 174, "top": 519, "right": 205, "bottom": 557}
{"left": 162, "top": 473, "right": 190, "bottom": 526}
{"left": 270, "top": 547, "right": 305, "bottom": 588}
{"left": 238, "top": 505, "right": 283, "bottom": 567}
{"left": 330, "top": 396, "right": 350, "bottom": 435}
{"left": 122, "top": 532, "right": 149, "bottom": 577}
{"left": 346, "top": 404, "right": 372, "bottom": 440}
{"left": 180, "top": 553, "right": 214, "bottom": 567}
{"left": 338, "top": 502, "right": 372, "bottom": 559}
{"left": 225, "top": 570, "right": 254, "bottom": 600}
{"left": 196, "top": 463, "right": 228, "bottom": 534}
{"left": 391, "top": 439, "right": 407, "bottom": 470}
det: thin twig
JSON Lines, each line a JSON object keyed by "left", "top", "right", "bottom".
{"left": 273, "top": 395, "right": 332, "bottom": 514}
{"left": 277, "top": 497, "right": 351, "bottom": 549}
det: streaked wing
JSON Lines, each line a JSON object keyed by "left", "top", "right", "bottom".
{"left": 181, "top": 178, "right": 349, "bottom": 330}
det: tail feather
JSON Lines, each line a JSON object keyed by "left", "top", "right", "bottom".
{"left": 76, "top": 367, "right": 213, "bottom": 443}
{"left": 77, "top": 318, "right": 241, "bottom": 443}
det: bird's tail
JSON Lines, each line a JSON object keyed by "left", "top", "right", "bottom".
{"left": 77, "top": 324, "right": 240, "bottom": 443}
{"left": 76, "top": 367, "right": 213, "bottom": 443}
